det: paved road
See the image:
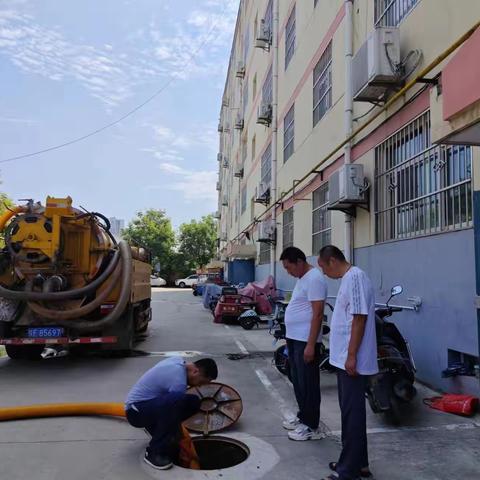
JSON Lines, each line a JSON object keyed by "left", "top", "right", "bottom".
{"left": 0, "top": 288, "right": 479, "bottom": 479}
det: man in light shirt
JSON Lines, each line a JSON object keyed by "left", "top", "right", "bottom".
{"left": 318, "top": 245, "right": 377, "bottom": 480}
{"left": 280, "top": 246, "right": 327, "bottom": 441}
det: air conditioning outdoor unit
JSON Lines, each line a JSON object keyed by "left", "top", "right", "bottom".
{"left": 255, "top": 181, "right": 270, "bottom": 204}
{"left": 217, "top": 153, "right": 223, "bottom": 162}
{"left": 221, "top": 195, "right": 228, "bottom": 206}
{"left": 236, "top": 61, "right": 246, "bottom": 78}
{"left": 234, "top": 168, "right": 244, "bottom": 179}
{"left": 255, "top": 19, "right": 271, "bottom": 49}
{"left": 214, "top": 211, "right": 221, "bottom": 219}
{"left": 257, "top": 219, "right": 276, "bottom": 242}
{"left": 257, "top": 102, "right": 272, "bottom": 126}
{"left": 352, "top": 27, "right": 401, "bottom": 102}
{"left": 216, "top": 181, "right": 221, "bottom": 191}
{"left": 223, "top": 122, "right": 231, "bottom": 133}
{"left": 218, "top": 122, "right": 223, "bottom": 133}
{"left": 328, "top": 164, "right": 366, "bottom": 208}
{"left": 222, "top": 98, "right": 229, "bottom": 107}
{"left": 222, "top": 157, "right": 229, "bottom": 168}
{"left": 234, "top": 114, "right": 244, "bottom": 130}
{"left": 220, "top": 232, "right": 227, "bottom": 242}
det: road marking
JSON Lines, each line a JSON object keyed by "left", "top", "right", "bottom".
{"left": 235, "top": 340, "right": 249, "bottom": 354}
{"left": 223, "top": 324, "right": 230, "bottom": 330}
{"left": 254, "top": 368, "right": 294, "bottom": 421}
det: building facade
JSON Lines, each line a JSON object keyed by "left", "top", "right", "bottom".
{"left": 217, "top": 0, "right": 480, "bottom": 394}
{"left": 108, "top": 217, "right": 125, "bottom": 240}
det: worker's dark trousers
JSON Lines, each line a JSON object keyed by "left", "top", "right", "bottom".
{"left": 335, "top": 369, "right": 369, "bottom": 480}
{"left": 286, "top": 338, "right": 321, "bottom": 429}
{"left": 126, "top": 392, "right": 201, "bottom": 457}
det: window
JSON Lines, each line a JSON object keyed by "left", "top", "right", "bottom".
{"left": 374, "top": 0, "right": 419, "bottom": 27}
{"left": 254, "top": 14, "right": 258, "bottom": 41}
{"left": 241, "top": 186, "right": 247, "bottom": 214}
{"left": 262, "top": 66, "right": 273, "bottom": 106}
{"left": 252, "top": 73, "right": 257, "bottom": 100}
{"left": 264, "top": 0, "right": 273, "bottom": 35}
{"left": 250, "top": 196, "right": 256, "bottom": 222}
{"left": 285, "top": 5, "right": 296, "bottom": 69}
{"left": 283, "top": 208, "right": 294, "bottom": 249}
{"left": 374, "top": 111, "right": 472, "bottom": 243}
{"left": 313, "top": 42, "right": 332, "bottom": 126}
{"left": 242, "top": 82, "right": 249, "bottom": 117}
{"left": 312, "top": 183, "right": 331, "bottom": 254}
{"left": 243, "top": 25, "right": 250, "bottom": 64}
{"left": 259, "top": 241, "right": 271, "bottom": 265}
{"left": 283, "top": 104, "right": 295, "bottom": 162}
{"left": 261, "top": 143, "right": 272, "bottom": 187}
{"left": 252, "top": 135, "right": 256, "bottom": 160}
{"left": 314, "top": 0, "right": 319, "bottom": 6}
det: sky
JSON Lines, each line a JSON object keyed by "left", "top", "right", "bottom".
{"left": 0, "top": 0, "right": 238, "bottom": 228}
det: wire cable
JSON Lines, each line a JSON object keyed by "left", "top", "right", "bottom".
{"left": 0, "top": 6, "right": 227, "bottom": 164}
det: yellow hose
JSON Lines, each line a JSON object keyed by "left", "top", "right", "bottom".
{"left": 0, "top": 206, "right": 25, "bottom": 231}
{"left": 0, "top": 402, "right": 126, "bottom": 422}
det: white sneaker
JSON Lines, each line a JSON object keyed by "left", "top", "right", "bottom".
{"left": 282, "top": 416, "right": 300, "bottom": 430}
{"left": 288, "top": 423, "right": 326, "bottom": 441}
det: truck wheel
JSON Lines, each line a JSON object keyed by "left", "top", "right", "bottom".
{"left": 6, "top": 344, "right": 45, "bottom": 360}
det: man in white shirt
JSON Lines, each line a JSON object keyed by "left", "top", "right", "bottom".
{"left": 280, "top": 246, "right": 328, "bottom": 441}
{"left": 318, "top": 245, "right": 377, "bottom": 480}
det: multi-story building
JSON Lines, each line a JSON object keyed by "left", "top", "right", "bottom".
{"left": 109, "top": 217, "right": 125, "bottom": 240}
{"left": 216, "top": 0, "right": 480, "bottom": 394}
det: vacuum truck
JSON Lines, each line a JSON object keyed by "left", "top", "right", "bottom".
{"left": 0, "top": 197, "right": 151, "bottom": 359}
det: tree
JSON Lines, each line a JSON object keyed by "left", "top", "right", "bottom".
{"left": 178, "top": 214, "right": 217, "bottom": 270}
{"left": 0, "top": 184, "right": 13, "bottom": 246}
{"left": 122, "top": 209, "right": 175, "bottom": 277}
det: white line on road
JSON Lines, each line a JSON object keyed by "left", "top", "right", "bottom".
{"left": 235, "top": 340, "right": 249, "bottom": 354}
{"left": 255, "top": 368, "right": 294, "bottom": 421}
{"left": 223, "top": 324, "right": 230, "bottom": 330}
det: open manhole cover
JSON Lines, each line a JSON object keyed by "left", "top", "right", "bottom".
{"left": 184, "top": 382, "right": 243, "bottom": 434}
{"left": 190, "top": 436, "right": 249, "bottom": 470}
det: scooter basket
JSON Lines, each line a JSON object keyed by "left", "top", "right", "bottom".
{"left": 423, "top": 394, "right": 479, "bottom": 416}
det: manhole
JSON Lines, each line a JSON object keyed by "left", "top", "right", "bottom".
{"left": 177, "top": 436, "right": 250, "bottom": 470}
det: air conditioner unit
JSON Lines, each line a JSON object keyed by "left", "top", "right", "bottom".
{"left": 254, "top": 181, "right": 270, "bottom": 204}
{"left": 352, "top": 27, "right": 401, "bottom": 102}
{"left": 236, "top": 61, "right": 245, "bottom": 78}
{"left": 328, "top": 164, "right": 366, "bottom": 208}
{"left": 255, "top": 19, "right": 271, "bottom": 49}
{"left": 217, "top": 153, "right": 223, "bottom": 162}
{"left": 216, "top": 181, "right": 221, "bottom": 191}
{"left": 257, "top": 102, "right": 272, "bottom": 126}
{"left": 234, "top": 114, "right": 244, "bottom": 130}
{"left": 220, "top": 232, "right": 227, "bottom": 242}
{"left": 234, "top": 168, "right": 244, "bottom": 179}
{"left": 214, "top": 211, "right": 221, "bottom": 219}
{"left": 222, "top": 157, "right": 229, "bottom": 168}
{"left": 257, "top": 219, "right": 276, "bottom": 242}
{"left": 223, "top": 122, "right": 231, "bottom": 133}
{"left": 222, "top": 97, "right": 229, "bottom": 107}
{"left": 218, "top": 122, "right": 223, "bottom": 133}
{"left": 221, "top": 195, "right": 228, "bottom": 206}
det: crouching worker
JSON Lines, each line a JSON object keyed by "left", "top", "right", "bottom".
{"left": 125, "top": 356, "right": 218, "bottom": 470}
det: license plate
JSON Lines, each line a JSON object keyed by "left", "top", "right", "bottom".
{"left": 27, "top": 327, "right": 64, "bottom": 338}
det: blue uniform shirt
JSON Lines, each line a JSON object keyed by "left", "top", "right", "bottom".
{"left": 125, "top": 356, "right": 187, "bottom": 409}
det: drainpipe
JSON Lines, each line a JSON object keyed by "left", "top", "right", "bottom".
{"left": 270, "top": 0, "right": 279, "bottom": 278}
{"left": 343, "top": 0, "right": 354, "bottom": 262}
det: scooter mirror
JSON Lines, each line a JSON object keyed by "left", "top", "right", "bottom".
{"left": 391, "top": 285, "right": 403, "bottom": 296}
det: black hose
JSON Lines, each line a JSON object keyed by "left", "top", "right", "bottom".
{"left": 0, "top": 249, "right": 120, "bottom": 301}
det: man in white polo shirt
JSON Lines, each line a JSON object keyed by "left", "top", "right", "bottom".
{"left": 318, "top": 245, "right": 377, "bottom": 480}
{"left": 280, "top": 246, "right": 327, "bottom": 441}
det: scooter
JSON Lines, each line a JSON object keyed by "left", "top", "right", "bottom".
{"left": 237, "top": 295, "right": 280, "bottom": 330}
{"left": 366, "top": 285, "right": 417, "bottom": 424}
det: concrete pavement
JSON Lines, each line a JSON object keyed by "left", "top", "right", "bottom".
{"left": 0, "top": 287, "right": 479, "bottom": 479}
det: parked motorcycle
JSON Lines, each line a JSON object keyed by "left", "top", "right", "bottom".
{"left": 271, "top": 301, "right": 334, "bottom": 380}
{"left": 367, "top": 285, "right": 417, "bottom": 424}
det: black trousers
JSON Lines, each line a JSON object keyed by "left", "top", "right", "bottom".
{"left": 286, "top": 338, "right": 321, "bottom": 429}
{"left": 336, "top": 369, "right": 369, "bottom": 480}
{"left": 126, "top": 392, "right": 201, "bottom": 457}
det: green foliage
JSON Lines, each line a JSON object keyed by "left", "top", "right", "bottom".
{"left": 178, "top": 214, "right": 218, "bottom": 269}
{"left": 122, "top": 210, "right": 217, "bottom": 283}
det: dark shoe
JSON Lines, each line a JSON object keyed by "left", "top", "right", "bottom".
{"left": 144, "top": 451, "right": 173, "bottom": 470}
{"left": 329, "top": 461, "right": 372, "bottom": 478}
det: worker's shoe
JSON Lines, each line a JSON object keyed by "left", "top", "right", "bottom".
{"left": 288, "top": 424, "right": 326, "bottom": 441}
{"left": 144, "top": 451, "right": 173, "bottom": 470}
{"left": 282, "top": 416, "right": 300, "bottom": 430}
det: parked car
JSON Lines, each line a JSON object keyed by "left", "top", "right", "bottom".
{"left": 175, "top": 274, "right": 199, "bottom": 288}
{"left": 150, "top": 275, "right": 167, "bottom": 287}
